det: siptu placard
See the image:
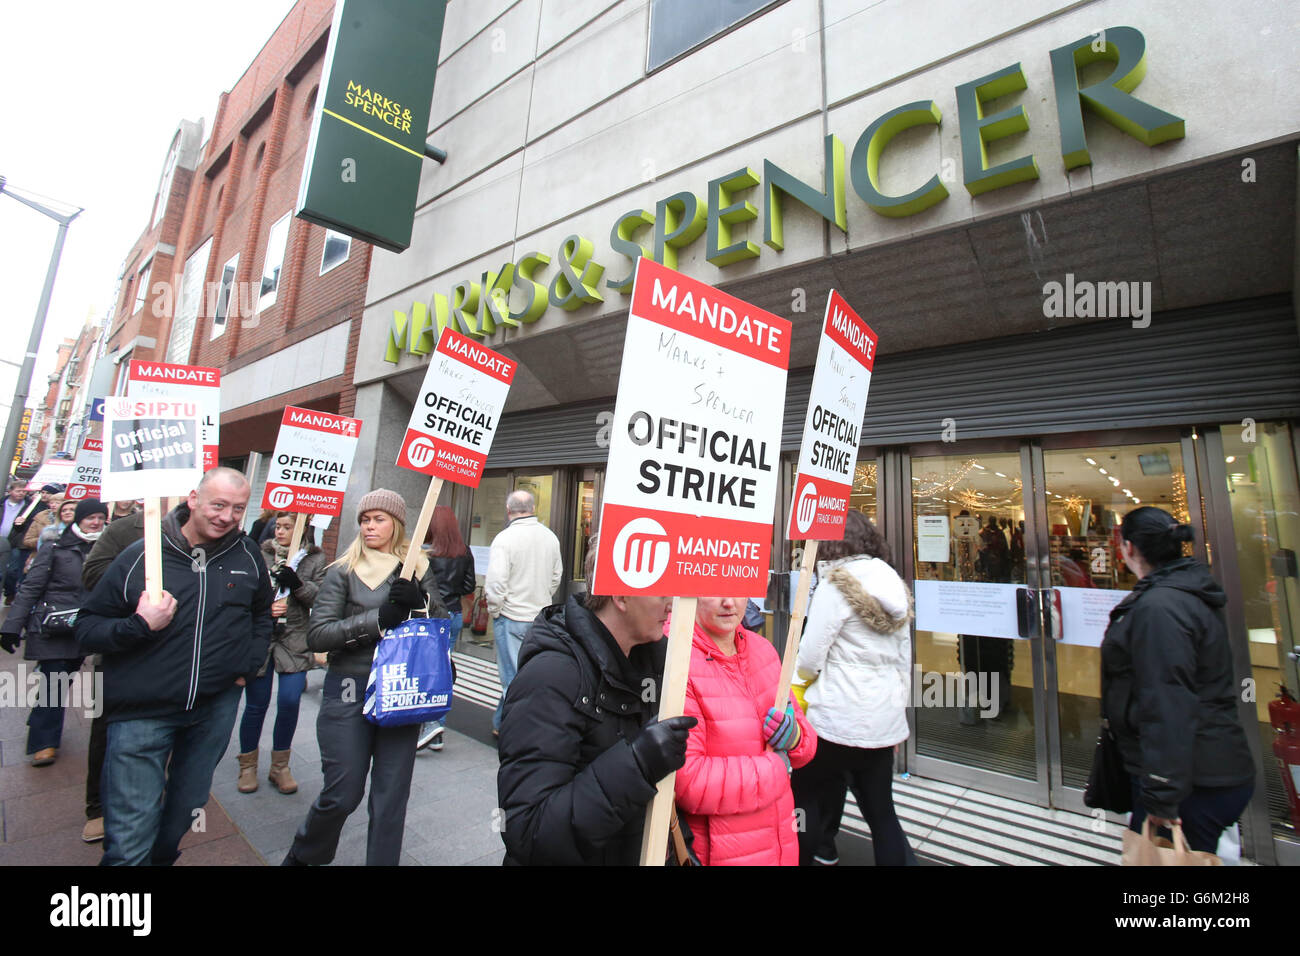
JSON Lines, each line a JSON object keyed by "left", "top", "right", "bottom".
{"left": 594, "top": 257, "right": 791, "bottom": 597}
{"left": 65, "top": 438, "right": 104, "bottom": 501}
{"left": 397, "top": 327, "right": 516, "bottom": 488}
{"left": 99, "top": 398, "right": 203, "bottom": 502}
{"left": 262, "top": 406, "right": 362, "bottom": 518}
{"left": 787, "top": 290, "right": 877, "bottom": 541}
{"left": 126, "top": 362, "right": 221, "bottom": 471}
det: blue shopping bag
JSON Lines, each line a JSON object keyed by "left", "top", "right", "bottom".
{"left": 363, "top": 617, "right": 454, "bottom": 727}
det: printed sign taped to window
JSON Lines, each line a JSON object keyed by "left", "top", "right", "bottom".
{"left": 787, "top": 290, "right": 877, "bottom": 540}
{"left": 593, "top": 258, "right": 791, "bottom": 597}
{"left": 99, "top": 398, "right": 203, "bottom": 501}
{"left": 262, "top": 406, "right": 362, "bottom": 518}
{"left": 397, "top": 327, "right": 515, "bottom": 487}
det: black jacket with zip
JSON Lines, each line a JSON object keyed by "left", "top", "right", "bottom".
{"left": 1100, "top": 557, "right": 1255, "bottom": 819}
{"left": 76, "top": 503, "right": 273, "bottom": 723}
{"left": 497, "top": 596, "right": 665, "bottom": 866}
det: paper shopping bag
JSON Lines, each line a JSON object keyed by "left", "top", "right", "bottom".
{"left": 1121, "top": 819, "right": 1223, "bottom": 866}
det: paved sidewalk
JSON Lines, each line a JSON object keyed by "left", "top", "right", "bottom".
{"left": 0, "top": 625, "right": 504, "bottom": 866}
{"left": 0, "top": 650, "right": 260, "bottom": 865}
{"left": 212, "top": 666, "right": 504, "bottom": 866}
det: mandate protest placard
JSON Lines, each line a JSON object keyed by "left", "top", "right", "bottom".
{"left": 99, "top": 398, "right": 203, "bottom": 501}
{"left": 787, "top": 290, "right": 877, "bottom": 540}
{"left": 397, "top": 327, "right": 515, "bottom": 487}
{"left": 261, "top": 406, "right": 362, "bottom": 518}
{"left": 593, "top": 258, "right": 791, "bottom": 596}
{"left": 126, "top": 361, "right": 221, "bottom": 471}
{"left": 65, "top": 438, "right": 104, "bottom": 501}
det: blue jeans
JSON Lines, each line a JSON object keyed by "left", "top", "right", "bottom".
{"left": 26, "top": 657, "right": 84, "bottom": 753}
{"left": 4, "top": 547, "right": 30, "bottom": 600}
{"left": 493, "top": 617, "right": 531, "bottom": 731}
{"left": 100, "top": 684, "right": 242, "bottom": 866}
{"left": 239, "top": 668, "right": 307, "bottom": 752}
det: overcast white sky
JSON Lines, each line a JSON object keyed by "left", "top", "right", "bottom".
{"left": 0, "top": 0, "right": 300, "bottom": 426}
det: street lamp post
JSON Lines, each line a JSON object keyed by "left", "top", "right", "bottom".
{"left": 0, "top": 177, "right": 83, "bottom": 477}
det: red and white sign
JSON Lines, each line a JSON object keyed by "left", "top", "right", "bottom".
{"left": 66, "top": 438, "right": 104, "bottom": 501}
{"left": 261, "top": 406, "right": 362, "bottom": 517}
{"left": 127, "top": 361, "right": 221, "bottom": 470}
{"left": 397, "top": 327, "right": 515, "bottom": 487}
{"left": 99, "top": 398, "right": 203, "bottom": 501}
{"left": 593, "top": 258, "right": 791, "bottom": 597}
{"left": 787, "top": 291, "right": 877, "bottom": 540}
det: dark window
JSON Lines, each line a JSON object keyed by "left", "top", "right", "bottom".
{"left": 647, "top": 0, "right": 783, "bottom": 71}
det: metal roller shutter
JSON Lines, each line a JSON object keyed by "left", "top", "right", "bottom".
{"left": 486, "top": 297, "right": 1299, "bottom": 468}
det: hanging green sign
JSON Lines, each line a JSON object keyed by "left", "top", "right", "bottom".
{"left": 296, "top": 0, "right": 448, "bottom": 253}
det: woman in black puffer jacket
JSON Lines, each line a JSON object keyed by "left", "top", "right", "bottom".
{"left": 0, "top": 500, "right": 108, "bottom": 766}
{"left": 282, "top": 489, "right": 443, "bottom": 867}
{"left": 1101, "top": 506, "right": 1256, "bottom": 852}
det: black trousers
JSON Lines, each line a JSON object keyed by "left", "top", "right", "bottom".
{"left": 792, "top": 738, "right": 915, "bottom": 866}
{"left": 288, "top": 671, "right": 419, "bottom": 866}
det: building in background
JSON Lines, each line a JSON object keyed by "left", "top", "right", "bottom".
{"left": 345, "top": 0, "right": 1300, "bottom": 863}
{"left": 109, "top": 0, "right": 370, "bottom": 554}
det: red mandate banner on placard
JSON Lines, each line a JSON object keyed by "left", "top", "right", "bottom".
{"left": 397, "top": 328, "right": 515, "bottom": 487}
{"left": 594, "top": 259, "right": 790, "bottom": 597}
{"left": 66, "top": 437, "right": 104, "bottom": 501}
{"left": 787, "top": 291, "right": 877, "bottom": 540}
{"left": 261, "top": 406, "right": 362, "bottom": 518}
{"left": 127, "top": 361, "right": 221, "bottom": 471}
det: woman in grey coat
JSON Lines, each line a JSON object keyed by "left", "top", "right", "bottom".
{"left": 282, "top": 489, "right": 443, "bottom": 866}
{"left": 234, "top": 511, "right": 328, "bottom": 794}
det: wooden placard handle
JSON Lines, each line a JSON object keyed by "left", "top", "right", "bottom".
{"left": 288, "top": 512, "right": 308, "bottom": 557}
{"left": 143, "top": 497, "right": 163, "bottom": 603}
{"left": 774, "top": 540, "right": 818, "bottom": 709}
{"left": 639, "top": 595, "right": 697, "bottom": 867}
{"left": 400, "top": 478, "right": 442, "bottom": 580}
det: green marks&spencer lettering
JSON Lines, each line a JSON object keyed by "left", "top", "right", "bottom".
{"left": 384, "top": 24, "right": 1184, "bottom": 363}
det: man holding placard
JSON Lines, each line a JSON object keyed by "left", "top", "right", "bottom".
{"left": 78, "top": 468, "right": 273, "bottom": 866}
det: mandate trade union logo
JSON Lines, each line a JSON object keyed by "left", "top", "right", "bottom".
{"left": 612, "top": 517, "right": 670, "bottom": 589}
{"left": 66, "top": 485, "right": 88, "bottom": 501}
{"left": 267, "top": 486, "right": 294, "bottom": 509}
{"left": 407, "top": 436, "right": 437, "bottom": 469}
{"left": 794, "top": 480, "right": 818, "bottom": 535}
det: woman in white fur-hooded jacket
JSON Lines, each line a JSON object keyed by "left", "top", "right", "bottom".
{"left": 790, "top": 510, "right": 916, "bottom": 866}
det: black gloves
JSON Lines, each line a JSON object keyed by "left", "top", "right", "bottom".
{"left": 377, "top": 577, "right": 426, "bottom": 632}
{"left": 630, "top": 715, "right": 698, "bottom": 784}
{"left": 0, "top": 631, "right": 20, "bottom": 654}
{"left": 272, "top": 565, "right": 303, "bottom": 592}
{"left": 377, "top": 602, "right": 408, "bottom": 632}
{"left": 388, "top": 576, "right": 426, "bottom": 610}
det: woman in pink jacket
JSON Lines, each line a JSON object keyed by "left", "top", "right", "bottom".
{"left": 674, "top": 596, "right": 817, "bottom": 866}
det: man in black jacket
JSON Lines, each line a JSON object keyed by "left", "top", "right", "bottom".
{"left": 78, "top": 467, "right": 273, "bottom": 865}
{"left": 4, "top": 482, "right": 56, "bottom": 602}
{"left": 497, "top": 539, "right": 695, "bottom": 865}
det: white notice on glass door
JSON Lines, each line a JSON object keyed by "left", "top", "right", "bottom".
{"left": 1056, "top": 587, "right": 1129, "bottom": 646}
{"left": 917, "top": 516, "right": 950, "bottom": 563}
{"left": 914, "top": 580, "right": 1021, "bottom": 640}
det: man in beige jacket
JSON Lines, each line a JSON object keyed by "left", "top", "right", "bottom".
{"left": 485, "top": 490, "right": 562, "bottom": 735}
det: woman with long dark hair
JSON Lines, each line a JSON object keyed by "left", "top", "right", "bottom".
{"left": 420, "top": 506, "right": 475, "bottom": 751}
{"left": 791, "top": 510, "right": 916, "bottom": 865}
{"left": 282, "top": 490, "right": 444, "bottom": 866}
{"left": 1102, "top": 506, "right": 1255, "bottom": 852}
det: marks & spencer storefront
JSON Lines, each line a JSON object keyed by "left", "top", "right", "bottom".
{"left": 347, "top": 2, "right": 1300, "bottom": 861}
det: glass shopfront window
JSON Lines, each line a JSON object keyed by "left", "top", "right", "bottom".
{"left": 1218, "top": 422, "right": 1300, "bottom": 835}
